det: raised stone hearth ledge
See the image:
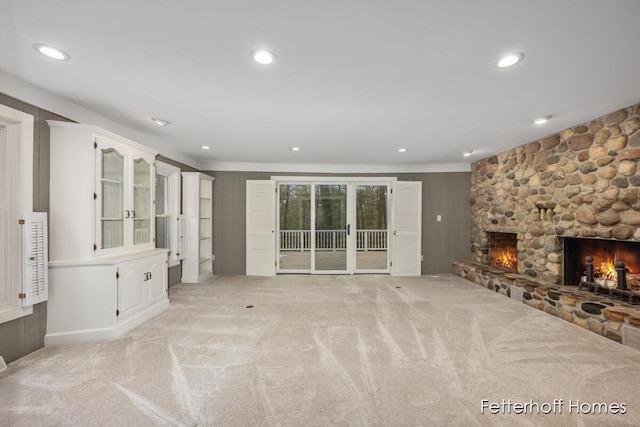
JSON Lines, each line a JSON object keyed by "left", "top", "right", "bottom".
{"left": 453, "top": 260, "right": 640, "bottom": 346}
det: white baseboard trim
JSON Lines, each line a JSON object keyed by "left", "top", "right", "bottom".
{"left": 44, "top": 298, "right": 169, "bottom": 346}
{"left": 510, "top": 286, "right": 523, "bottom": 303}
{"left": 0, "top": 356, "right": 7, "bottom": 372}
{"left": 181, "top": 271, "right": 213, "bottom": 283}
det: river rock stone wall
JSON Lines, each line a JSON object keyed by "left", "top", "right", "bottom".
{"left": 471, "top": 103, "right": 640, "bottom": 284}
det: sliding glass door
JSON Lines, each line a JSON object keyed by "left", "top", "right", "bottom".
{"left": 278, "top": 180, "right": 390, "bottom": 274}
{"left": 355, "top": 184, "right": 389, "bottom": 272}
{"left": 278, "top": 184, "right": 311, "bottom": 272}
{"left": 314, "top": 184, "right": 348, "bottom": 273}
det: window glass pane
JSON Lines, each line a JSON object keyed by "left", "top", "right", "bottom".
{"left": 133, "top": 158, "right": 151, "bottom": 245}
{"left": 356, "top": 185, "right": 388, "bottom": 270}
{"left": 279, "top": 184, "right": 311, "bottom": 270}
{"left": 155, "top": 174, "right": 168, "bottom": 216}
{"left": 315, "top": 184, "right": 347, "bottom": 271}
{"left": 156, "top": 216, "right": 169, "bottom": 249}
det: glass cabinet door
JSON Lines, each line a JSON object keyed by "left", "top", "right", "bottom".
{"left": 101, "top": 148, "right": 124, "bottom": 249}
{"left": 133, "top": 158, "right": 151, "bottom": 245}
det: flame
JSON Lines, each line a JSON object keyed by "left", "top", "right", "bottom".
{"left": 595, "top": 251, "right": 632, "bottom": 280}
{"left": 492, "top": 249, "right": 518, "bottom": 270}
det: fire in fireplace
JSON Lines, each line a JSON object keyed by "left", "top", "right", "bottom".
{"left": 489, "top": 232, "right": 518, "bottom": 272}
{"left": 563, "top": 238, "right": 640, "bottom": 287}
{"left": 563, "top": 237, "right": 640, "bottom": 304}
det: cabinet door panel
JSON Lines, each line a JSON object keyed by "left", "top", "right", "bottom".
{"left": 147, "top": 258, "right": 166, "bottom": 304}
{"left": 118, "top": 263, "right": 145, "bottom": 320}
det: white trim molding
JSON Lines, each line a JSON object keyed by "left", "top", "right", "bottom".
{"left": 0, "top": 104, "right": 35, "bottom": 324}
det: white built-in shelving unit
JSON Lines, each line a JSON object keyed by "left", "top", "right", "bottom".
{"left": 182, "top": 172, "right": 214, "bottom": 282}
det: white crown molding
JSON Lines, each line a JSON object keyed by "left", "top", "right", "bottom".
{"left": 202, "top": 161, "right": 471, "bottom": 173}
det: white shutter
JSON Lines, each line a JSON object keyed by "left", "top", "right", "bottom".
{"left": 392, "top": 181, "right": 422, "bottom": 276}
{"left": 246, "top": 180, "right": 276, "bottom": 276}
{"left": 21, "top": 212, "right": 48, "bottom": 306}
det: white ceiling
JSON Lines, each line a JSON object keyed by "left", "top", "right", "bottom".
{"left": 2, "top": 0, "right": 640, "bottom": 172}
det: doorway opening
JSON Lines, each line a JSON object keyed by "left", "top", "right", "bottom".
{"left": 277, "top": 181, "right": 389, "bottom": 274}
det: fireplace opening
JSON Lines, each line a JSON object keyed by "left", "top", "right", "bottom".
{"left": 563, "top": 237, "right": 640, "bottom": 292}
{"left": 489, "top": 232, "right": 518, "bottom": 272}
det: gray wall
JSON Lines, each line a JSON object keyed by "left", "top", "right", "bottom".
{"left": 205, "top": 171, "right": 471, "bottom": 275}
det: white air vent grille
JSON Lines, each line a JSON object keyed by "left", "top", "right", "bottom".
{"left": 622, "top": 324, "right": 640, "bottom": 351}
{"left": 510, "top": 286, "right": 523, "bottom": 303}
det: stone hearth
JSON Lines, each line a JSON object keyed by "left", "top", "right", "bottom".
{"left": 453, "top": 261, "right": 640, "bottom": 347}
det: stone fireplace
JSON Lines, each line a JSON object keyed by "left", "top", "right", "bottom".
{"left": 456, "top": 102, "right": 640, "bottom": 344}
{"left": 469, "top": 103, "right": 640, "bottom": 285}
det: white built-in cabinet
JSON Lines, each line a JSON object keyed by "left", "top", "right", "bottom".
{"left": 46, "top": 121, "right": 169, "bottom": 346}
{"left": 182, "top": 172, "right": 214, "bottom": 283}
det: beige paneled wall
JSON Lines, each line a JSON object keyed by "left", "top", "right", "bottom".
{"left": 205, "top": 171, "right": 471, "bottom": 275}
{"left": 422, "top": 173, "right": 472, "bottom": 273}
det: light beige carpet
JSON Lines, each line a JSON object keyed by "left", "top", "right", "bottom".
{"left": 1, "top": 274, "right": 639, "bottom": 426}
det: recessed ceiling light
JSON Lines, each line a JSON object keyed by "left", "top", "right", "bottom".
{"left": 291, "top": 147, "right": 301, "bottom": 151}
{"left": 398, "top": 148, "right": 408, "bottom": 153}
{"left": 462, "top": 151, "right": 474, "bottom": 157}
{"left": 532, "top": 115, "right": 552, "bottom": 125}
{"left": 496, "top": 52, "right": 524, "bottom": 68}
{"left": 251, "top": 49, "right": 276, "bottom": 65}
{"left": 33, "top": 43, "right": 70, "bottom": 61}
{"left": 151, "top": 117, "right": 171, "bottom": 127}
{"left": 201, "top": 145, "right": 211, "bottom": 150}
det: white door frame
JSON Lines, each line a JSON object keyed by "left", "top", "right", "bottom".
{"left": 273, "top": 177, "right": 397, "bottom": 275}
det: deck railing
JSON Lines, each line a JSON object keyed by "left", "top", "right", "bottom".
{"left": 280, "top": 230, "right": 387, "bottom": 251}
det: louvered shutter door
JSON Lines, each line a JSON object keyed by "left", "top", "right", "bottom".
{"left": 246, "top": 180, "right": 276, "bottom": 276}
{"left": 22, "top": 212, "right": 48, "bottom": 306}
{"left": 391, "top": 181, "right": 422, "bottom": 276}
